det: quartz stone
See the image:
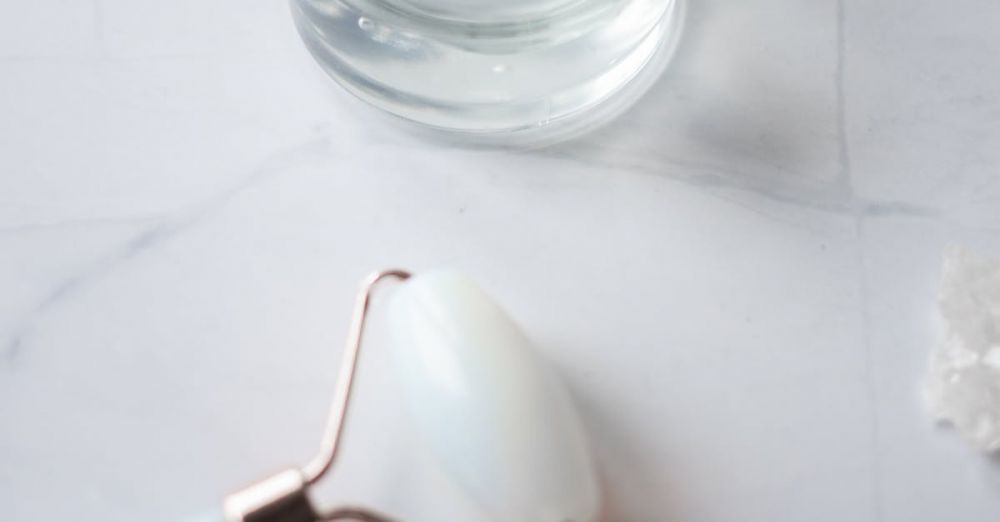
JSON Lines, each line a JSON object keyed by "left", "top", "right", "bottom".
{"left": 388, "top": 270, "right": 600, "bottom": 522}
{"left": 925, "top": 247, "right": 1000, "bottom": 453}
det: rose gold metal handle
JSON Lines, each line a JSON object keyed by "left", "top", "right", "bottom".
{"left": 224, "top": 270, "right": 412, "bottom": 522}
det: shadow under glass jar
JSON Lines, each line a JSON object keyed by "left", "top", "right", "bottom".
{"left": 292, "top": 0, "right": 684, "bottom": 144}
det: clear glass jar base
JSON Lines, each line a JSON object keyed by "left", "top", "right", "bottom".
{"left": 292, "top": 0, "right": 685, "bottom": 145}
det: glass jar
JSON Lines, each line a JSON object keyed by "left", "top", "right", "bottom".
{"left": 292, "top": 0, "right": 684, "bottom": 144}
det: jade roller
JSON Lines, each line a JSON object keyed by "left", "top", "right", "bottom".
{"left": 214, "top": 270, "right": 599, "bottom": 521}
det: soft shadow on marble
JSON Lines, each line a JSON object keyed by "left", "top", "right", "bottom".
{"left": 544, "top": 0, "right": 845, "bottom": 211}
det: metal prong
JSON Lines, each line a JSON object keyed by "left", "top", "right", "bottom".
{"left": 225, "top": 270, "right": 411, "bottom": 522}
{"left": 224, "top": 469, "right": 315, "bottom": 522}
{"left": 319, "top": 506, "right": 400, "bottom": 521}
{"left": 301, "top": 269, "right": 411, "bottom": 484}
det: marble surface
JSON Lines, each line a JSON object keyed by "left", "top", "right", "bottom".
{"left": 2, "top": 1, "right": 1000, "bottom": 521}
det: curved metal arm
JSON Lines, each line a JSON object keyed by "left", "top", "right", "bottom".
{"left": 224, "top": 270, "right": 411, "bottom": 522}
{"left": 319, "top": 506, "right": 400, "bottom": 521}
{"left": 302, "top": 269, "right": 412, "bottom": 483}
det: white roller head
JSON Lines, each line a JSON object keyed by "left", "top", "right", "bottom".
{"left": 388, "top": 270, "right": 600, "bottom": 522}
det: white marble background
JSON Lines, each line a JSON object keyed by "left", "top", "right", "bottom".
{"left": 2, "top": 1, "right": 1000, "bottom": 521}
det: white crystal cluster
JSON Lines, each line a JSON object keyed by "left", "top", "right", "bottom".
{"left": 925, "top": 247, "right": 1000, "bottom": 453}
